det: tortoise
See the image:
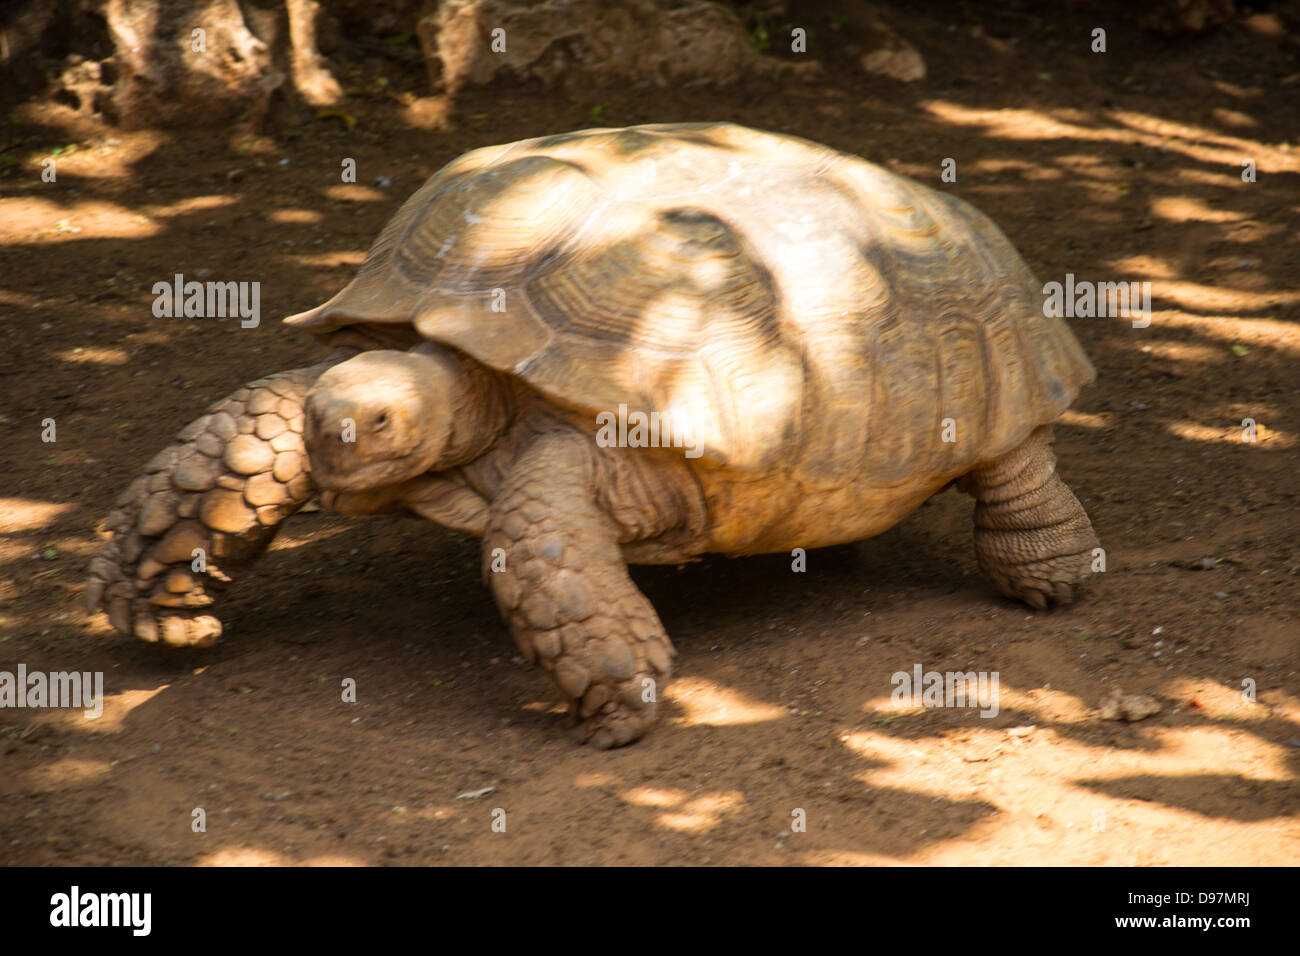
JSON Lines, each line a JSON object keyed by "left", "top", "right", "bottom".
{"left": 86, "top": 122, "right": 1100, "bottom": 748}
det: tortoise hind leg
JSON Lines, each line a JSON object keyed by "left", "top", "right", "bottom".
{"left": 957, "top": 425, "right": 1099, "bottom": 609}
{"left": 85, "top": 353, "right": 351, "bottom": 646}
{"left": 482, "top": 432, "right": 674, "bottom": 748}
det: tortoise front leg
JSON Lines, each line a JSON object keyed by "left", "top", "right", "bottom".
{"left": 85, "top": 353, "right": 352, "bottom": 646}
{"left": 483, "top": 432, "right": 674, "bottom": 748}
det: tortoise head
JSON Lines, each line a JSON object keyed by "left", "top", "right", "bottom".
{"left": 304, "top": 349, "right": 461, "bottom": 492}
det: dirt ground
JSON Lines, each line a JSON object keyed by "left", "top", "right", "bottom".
{"left": 1, "top": 3, "right": 1297, "bottom": 866}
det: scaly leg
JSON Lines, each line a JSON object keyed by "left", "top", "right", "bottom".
{"left": 85, "top": 355, "right": 351, "bottom": 646}
{"left": 483, "top": 432, "right": 674, "bottom": 748}
{"left": 959, "top": 425, "right": 1100, "bottom": 609}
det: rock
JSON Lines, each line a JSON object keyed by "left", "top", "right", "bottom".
{"left": 418, "top": 0, "right": 818, "bottom": 95}
{"left": 859, "top": 45, "right": 925, "bottom": 83}
{"left": 1099, "top": 688, "right": 1162, "bottom": 722}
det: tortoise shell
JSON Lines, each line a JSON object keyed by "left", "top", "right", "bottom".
{"left": 286, "top": 122, "right": 1093, "bottom": 486}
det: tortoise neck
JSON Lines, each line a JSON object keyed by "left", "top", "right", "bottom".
{"left": 431, "top": 350, "right": 518, "bottom": 468}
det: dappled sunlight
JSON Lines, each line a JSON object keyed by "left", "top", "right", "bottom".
{"left": 797, "top": 849, "right": 913, "bottom": 865}
{"left": 1166, "top": 420, "right": 1291, "bottom": 447}
{"left": 53, "top": 345, "right": 131, "bottom": 366}
{"left": 197, "top": 847, "right": 367, "bottom": 866}
{"left": 23, "top": 758, "right": 111, "bottom": 787}
{"left": 17, "top": 687, "right": 171, "bottom": 736}
{"left": 518, "top": 698, "right": 567, "bottom": 716}
{"left": 1157, "top": 274, "right": 1300, "bottom": 310}
{"left": 1101, "top": 255, "right": 1185, "bottom": 283}
{"left": 2, "top": 197, "right": 161, "bottom": 241}
{"left": 858, "top": 681, "right": 1089, "bottom": 723}
{"left": 1149, "top": 196, "right": 1249, "bottom": 224}
{"left": 1136, "top": 341, "right": 1229, "bottom": 364}
{"left": 1151, "top": 312, "right": 1300, "bottom": 354}
{"left": 838, "top": 693, "right": 1298, "bottom": 864}
{"left": 966, "top": 157, "right": 1064, "bottom": 179}
{"left": 921, "top": 100, "right": 1300, "bottom": 172}
{"left": 0, "top": 289, "right": 45, "bottom": 308}
{"left": 267, "top": 209, "right": 325, "bottom": 225}
{"left": 143, "top": 195, "right": 239, "bottom": 219}
{"left": 1158, "top": 677, "right": 1299, "bottom": 721}
{"left": 1170, "top": 167, "right": 1256, "bottom": 188}
{"left": 322, "top": 184, "right": 390, "bottom": 202}
{"left": 117, "top": 327, "right": 193, "bottom": 348}
{"left": 0, "top": 499, "right": 78, "bottom": 534}
{"left": 1056, "top": 409, "right": 1114, "bottom": 429}
{"left": 619, "top": 786, "right": 746, "bottom": 832}
{"left": 620, "top": 786, "right": 682, "bottom": 808}
{"left": 291, "top": 251, "right": 367, "bottom": 269}
{"left": 1107, "top": 109, "right": 1298, "bottom": 170}
{"left": 667, "top": 675, "right": 788, "bottom": 727}
{"left": 572, "top": 771, "right": 618, "bottom": 788}
{"left": 266, "top": 518, "right": 360, "bottom": 552}
{"left": 390, "top": 803, "right": 459, "bottom": 825}
{"left": 3, "top": 124, "right": 164, "bottom": 179}
{"left": 1138, "top": 726, "right": 1298, "bottom": 781}
{"left": 1208, "top": 108, "right": 1258, "bottom": 131}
